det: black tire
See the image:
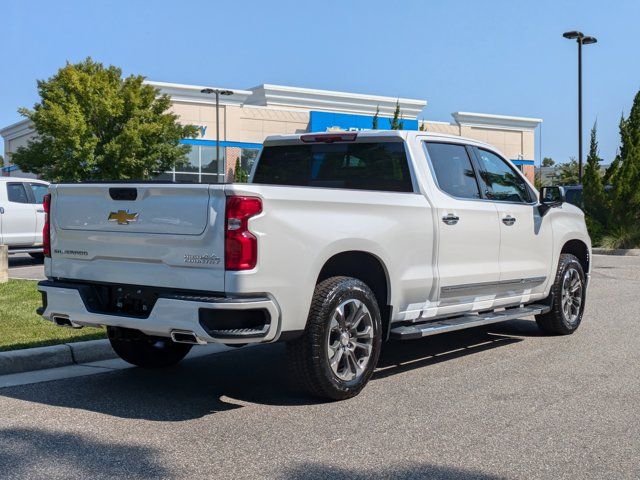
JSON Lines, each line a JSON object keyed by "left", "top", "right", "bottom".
{"left": 107, "top": 327, "right": 193, "bottom": 368}
{"left": 287, "top": 276, "right": 382, "bottom": 400}
{"left": 535, "top": 253, "right": 586, "bottom": 335}
{"left": 29, "top": 252, "right": 45, "bottom": 261}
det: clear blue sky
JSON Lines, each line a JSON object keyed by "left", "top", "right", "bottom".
{"left": 3, "top": 0, "right": 639, "bottom": 165}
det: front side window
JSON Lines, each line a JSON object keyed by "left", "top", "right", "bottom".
{"left": 7, "top": 183, "right": 29, "bottom": 204}
{"left": 29, "top": 183, "right": 49, "bottom": 204}
{"left": 475, "top": 149, "right": 532, "bottom": 203}
{"left": 424, "top": 142, "right": 480, "bottom": 199}
{"left": 253, "top": 141, "right": 413, "bottom": 192}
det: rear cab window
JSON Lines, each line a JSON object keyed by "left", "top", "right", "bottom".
{"left": 252, "top": 140, "right": 413, "bottom": 193}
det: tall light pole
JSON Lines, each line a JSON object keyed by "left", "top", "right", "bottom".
{"left": 563, "top": 31, "right": 597, "bottom": 184}
{"left": 201, "top": 88, "right": 233, "bottom": 182}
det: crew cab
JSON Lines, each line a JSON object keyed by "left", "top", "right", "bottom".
{"left": 37, "top": 131, "right": 591, "bottom": 399}
{"left": 0, "top": 177, "right": 50, "bottom": 258}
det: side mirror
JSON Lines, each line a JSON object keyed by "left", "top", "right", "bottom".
{"left": 540, "top": 186, "right": 565, "bottom": 205}
{"left": 538, "top": 186, "right": 565, "bottom": 216}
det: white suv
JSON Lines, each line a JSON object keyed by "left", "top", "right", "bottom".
{"left": 0, "top": 177, "right": 50, "bottom": 258}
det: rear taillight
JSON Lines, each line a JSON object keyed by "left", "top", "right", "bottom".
{"left": 225, "top": 196, "right": 262, "bottom": 270}
{"left": 43, "top": 193, "right": 51, "bottom": 258}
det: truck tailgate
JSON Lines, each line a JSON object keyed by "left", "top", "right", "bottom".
{"left": 49, "top": 183, "right": 227, "bottom": 291}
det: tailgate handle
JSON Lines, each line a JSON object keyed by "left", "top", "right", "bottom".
{"left": 109, "top": 188, "right": 138, "bottom": 201}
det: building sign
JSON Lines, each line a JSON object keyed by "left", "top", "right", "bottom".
{"left": 309, "top": 111, "right": 419, "bottom": 133}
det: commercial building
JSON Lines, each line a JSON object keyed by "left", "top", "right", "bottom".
{"left": 1, "top": 81, "right": 541, "bottom": 182}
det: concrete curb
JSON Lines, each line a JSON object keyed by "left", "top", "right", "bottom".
{"left": 0, "top": 339, "right": 116, "bottom": 376}
{"left": 593, "top": 248, "right": 640, "bottom": 256}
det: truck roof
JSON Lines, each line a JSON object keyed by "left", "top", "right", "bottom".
{"left": 263, "top": 129, "right": 499, "bottom": 151}
{"left": 0, "top": 177, "right": 48, "bottom": 183}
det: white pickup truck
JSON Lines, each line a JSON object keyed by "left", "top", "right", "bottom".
{"left": 37, "top": 131, "right": 591, "bottom": 400}
{"left": 0, "top": 177, "right": 50, "bottom": 258}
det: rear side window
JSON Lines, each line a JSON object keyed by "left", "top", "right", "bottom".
{"left": 424, "top": 142, "right": 481, "bottom": 199}
{"left": 252, "top": 141, "right": 413, "bottom": 192}
{"left": 7, "top": 183, "right": 29, "bottom": 204}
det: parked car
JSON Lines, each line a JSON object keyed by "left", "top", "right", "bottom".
{"left": 36, "top": 131, "right": 591, "bottom": 399}
{"left": 557, "top": 184, "right": 613, "bottom": 209}
{"left": 559, "top": 185, "right": 583, "bottom": 207}
{"left": 0, "top": 177, "right": 50, "bottom": 259}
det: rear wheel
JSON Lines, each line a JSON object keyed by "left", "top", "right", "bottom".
{"left": 287, "top": 276, "right": 382, "bottom": 400}
{"left": 535, "top": 253, "right": 586, "bottom": 335}
{"left": 107, "top": 327, "right": 193, "bottom": 368}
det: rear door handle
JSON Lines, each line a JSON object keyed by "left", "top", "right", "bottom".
{"left": 0, "top": 207, "right": 4, "bottom": 214}
{"left": 502, "top": 215, "right": 516, "bottom": 226}
{"left": 442, "top": 214, "right": 460, "bottom": 225}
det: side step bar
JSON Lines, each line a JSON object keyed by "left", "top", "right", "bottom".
{"left": 390, "top": 304, "right": 550, "bottom": 340}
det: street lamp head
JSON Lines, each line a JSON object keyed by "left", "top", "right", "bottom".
{"left": 582, "top": 36, "right": 597, "bottom": 45}
{"left": 563, "top": 31, "right": 583, "bottom": 40}
{"left": 200, "top": 88, "right": 234, "bottom": 96}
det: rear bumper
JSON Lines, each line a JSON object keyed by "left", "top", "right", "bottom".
{"left": 37, "top": 280, "right": 281, "bottom": 345}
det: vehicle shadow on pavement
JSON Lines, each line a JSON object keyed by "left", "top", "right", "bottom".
{"left": 0, "top": 427, "right": 169, "bottom": 479}
{"left": 282, "top": 462, "right": 502, "bottom": 480}
{"left": 375, "top": 323, "right": 527, "bottom": 380}
{"left": 0, "top": 320, "right": 536, "bottom": 422}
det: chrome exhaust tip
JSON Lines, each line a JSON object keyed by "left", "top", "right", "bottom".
{"left": 170, "top": 330, "right": 207, "bottom": 345}
{"left": 52, "top": 315, "right": 83, "bottom": 329}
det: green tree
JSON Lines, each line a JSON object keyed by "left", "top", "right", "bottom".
{"left": 555, "top": 157, "right": 580, "bottom": 185}
{"left": 372, "top": 106, "right": 379, "bottom": 129}
{"left": 234, "top": 158, "right": 249, "bottom": 183}
{"left": 582, "top": 123, "right": 607, "bottom": 243}
{"left": 0, "top": 154, "right": 3, "bottom": 168}
{"left": 389, "top": 100, "right": 404, "bottom": 130}
{"left": 11, "top": 57, "right": 198, "bottom": 182}
{"left": 419, "top": 119, "right": 427, "bottom": 131}
{"left": 609, "top": 91, "right": 640, "bottom": 225}
{"left": 601, "top": 91, "right": 640, "bottom": 248}
{"left": 541, "top": 157, "right": 555, "bottom": 167}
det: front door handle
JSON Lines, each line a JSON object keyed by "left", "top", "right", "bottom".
{"left": 502, "top": 215, "right": 516, "bottom": 226}
{"left": 442, "top": 214, "right": 460, "bottom": 225}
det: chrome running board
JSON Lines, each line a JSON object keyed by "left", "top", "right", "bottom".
{"left": 390, "top": 304, "right": 550, "bottom": 340}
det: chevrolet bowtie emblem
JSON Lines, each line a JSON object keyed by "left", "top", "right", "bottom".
{"left": 108, "top": 210, "right": 139, "bottom": 225}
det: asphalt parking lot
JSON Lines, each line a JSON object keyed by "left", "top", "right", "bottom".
{"left": 0, "top": 254, "right": 638, "bottom": 479}
{"left": 7, "top": 254, "right": 46, "bottom": 281}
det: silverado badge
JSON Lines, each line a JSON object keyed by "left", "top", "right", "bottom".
{"left": 108, "top": 210, "right": 139, "bottom": 225}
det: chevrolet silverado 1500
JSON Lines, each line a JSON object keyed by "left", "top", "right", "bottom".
{"left": 37, "top": 130, "right": 591, "bottom": 399}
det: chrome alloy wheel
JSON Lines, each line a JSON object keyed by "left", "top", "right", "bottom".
{"left": 561, "top": 267, "right": 583, "bottom": 324}
{"left": 326, "top": 299, "right": 374, "bottom": 381}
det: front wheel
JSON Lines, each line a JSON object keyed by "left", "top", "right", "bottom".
{"left": 287, "top": 276, "right": 382, "bottom": 400}
{"left": 107, "top": 327, "right": 193, "bottom": 368}
{"left": 535, "top": 253, "right": 586, "bottom": 335}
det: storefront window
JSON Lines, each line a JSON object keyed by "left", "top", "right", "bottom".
{"left": 164, "top": 144, "right": 225, "bottom": 183}
{"left": 200, "top": 146, "right": 218, "bottom": 174}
